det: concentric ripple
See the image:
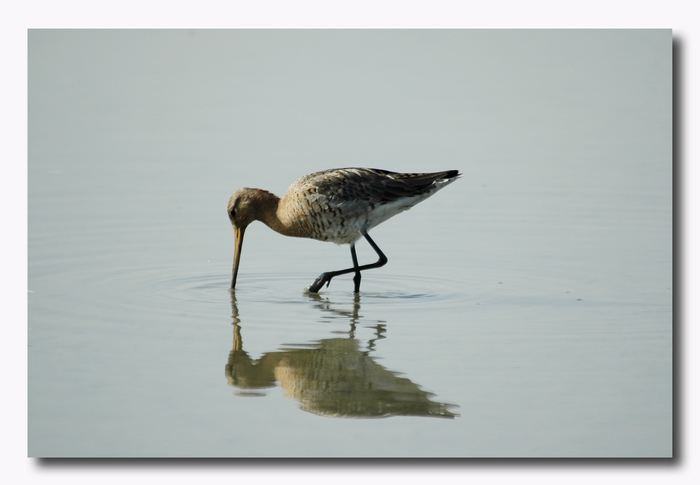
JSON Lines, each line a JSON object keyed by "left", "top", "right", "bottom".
{"left": 161, "top": 271, "right": 468, "bottom": 308}
{"left": 84, "top": 263, "right": 470, "bottom": 325}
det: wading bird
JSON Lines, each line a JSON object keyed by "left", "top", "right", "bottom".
{"left": 228, "top": 168, "right": 460, "bottom": 293}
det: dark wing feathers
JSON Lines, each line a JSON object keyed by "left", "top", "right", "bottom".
{"left": 365, "top": 168, "right": 460, "bottom": 203}
{"left": 305, "top": 168, "right": 460, "bottom": 206}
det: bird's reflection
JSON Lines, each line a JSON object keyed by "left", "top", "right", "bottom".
{"left": 305, "top": 292, "right": 387, "bottom": 352}
{"left": 225, "top": 291, "right": 458, "bottom": 419}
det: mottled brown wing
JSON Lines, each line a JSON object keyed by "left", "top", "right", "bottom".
{"left": 298, "top": 167, "right": 459, "bottom": 208}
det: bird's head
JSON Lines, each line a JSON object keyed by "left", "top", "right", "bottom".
{"left": 227, "top": 188, "right": 278, "bottom": 290}
{"left": 227, "top": 189, "right": 257, "bottom": 290}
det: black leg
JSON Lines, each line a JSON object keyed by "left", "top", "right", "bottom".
{"left": 350, "top": 244, "right": 361, "bottom": 293}
{"left": 307, "top": 231, "right": 388, "bottom": 293}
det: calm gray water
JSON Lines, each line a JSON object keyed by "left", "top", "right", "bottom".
{"left": 28, "top": 29, "right": 672, "bottom": 457}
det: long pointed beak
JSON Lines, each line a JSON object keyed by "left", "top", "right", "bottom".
{"left": 231, "top": 226, "right": 246, "bottom": 289}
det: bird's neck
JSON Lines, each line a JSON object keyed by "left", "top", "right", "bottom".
{"left": 250, "top": 189, "right": 295, "bottom": 237}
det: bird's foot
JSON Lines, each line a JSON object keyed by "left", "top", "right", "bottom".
{"left": 308, "top": 273, "right": 332, "bottom": 293}
{"left": 353, "top": 273, "right": 361, "bottom": 293}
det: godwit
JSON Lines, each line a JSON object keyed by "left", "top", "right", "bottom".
{"left": 227, "top": 168, "right": 460, "bottom": 293}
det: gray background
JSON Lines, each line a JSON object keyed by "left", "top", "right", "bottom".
{"left": 28, "top": 29, "right": 671, "bottom": 457}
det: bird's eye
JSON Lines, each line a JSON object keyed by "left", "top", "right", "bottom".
{"left": 231, "top": 209, "right": 236, "bottom": 218}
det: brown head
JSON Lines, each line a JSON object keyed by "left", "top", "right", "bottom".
{"left": 227, "top": 188, "right": 280, "bottom": 289}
